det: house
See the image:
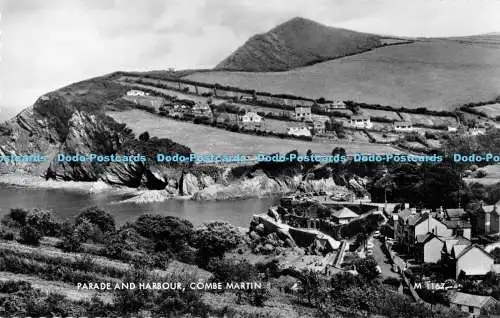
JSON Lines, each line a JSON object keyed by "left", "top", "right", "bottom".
{"left": 415, "top": 233, "right": 444, "bottom": 263}
{"left": 330, "top": 100, "right": 346, "bottom": 109}
{"left": 474, "top": 203, "right": 500, "bottom": 235}
{"left": 311, "top": 121, "right": 326, "bottom": 135}
{"left": 239, "top": 111, "right": 262, "bottom": 123}
{"left": 191, "top": 102, "right": 212, "bottom": 117}
{"left": 448, "top": 126, "right": 458, "bottom": 132}
{"left": 469, "top": 127, "right": 487, "bottom": 136}
{"left": 393, "top": 121, "right": 414, "bottom": 132}
{"left": 346, "top": 116, "right": 373, "bottom": 129}
{"left": 332, "top": 207, "right": 359, "bottom": 224}
{"left": 127, "top": 89, "right": 147, "bottom": 96}
{"left": 294, "top": 105, "right": 312, "bottom": 121}
{"left": 287, "top": 127, "right": 311, "bottom": 137}
{"left": 320, "top": 100, "right": 346, "bottom": 112}
{"left": 455, "top": 245, "right": 495, "bottom": 279}
{"left": 449, "top": 292, "right": 497, "bottom": 317}
{"left": 395, "top": 208, "right": 471, "bottom": 255}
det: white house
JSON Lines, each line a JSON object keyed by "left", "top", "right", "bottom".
{"left": 294, "top": 105, "right": 312, "bottom": 121}
{"left": 311, "top": 121, "right": 326, "bottom": 135}
{"left": 287, "top": 127, "right": 311, "bottom": 137}
{"left": 127, "top": 89, "right": 147, "bottom": 96}
{"left": 346, "top": 116, "right": 373, "bottom": 129}
{"left": 449, "top": 292, "right": 497, "bottom": 317}
{"left": 239, "top": 112, "right": 262, "bottom": 123}
{"left": 191, "top": 102, "right": 212, "bottom": 117}
{"left": 320, "top": 100, "right": 346, "bottom": 111}
{"left": 393, "top": 121, "right": 414, "bottom": 132}
{"left": 448, "top": 126, "right": 458, "bottom": 132}
{"left": 332, "top": 207, "right": 359, "bottom": 224}
{"left": 469, "top": 127, "right": 487, "bottom": 136}
{"left": 455, "top": 245, "right": 494, "bottom": 279}
{"left": 416, "top": 233, "right": 444, "bottom": 263}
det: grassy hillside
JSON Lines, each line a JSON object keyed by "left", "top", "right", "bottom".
{"left": 107, "top": 109, "right": 401, "bottom": 155}
{"left": 215, "top": 17, "right": 383, "bottom": 72}
{"left": 188, "top": 39, "right": 500, "bottom": 110}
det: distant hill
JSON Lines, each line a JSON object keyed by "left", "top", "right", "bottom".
{"left": 215, "top": 17, "right": 383, "bottom": 72}
{"left": 188, "top": 38, "right": 500, "bottom": 110}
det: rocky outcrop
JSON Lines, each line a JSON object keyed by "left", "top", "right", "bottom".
{"left": 180, "top": 172, "right": 200, "bottom": 196}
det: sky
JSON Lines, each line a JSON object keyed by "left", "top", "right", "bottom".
{"left": 1, "top": 0, "right": 500, "bottom": 119}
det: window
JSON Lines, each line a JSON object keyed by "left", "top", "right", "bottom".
{"left": 469, "top": 306, "right": 474, "bottom": 313}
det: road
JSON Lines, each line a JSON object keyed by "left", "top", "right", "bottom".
{"left": 372, "top": 238, "right": 399, "bottom": 279}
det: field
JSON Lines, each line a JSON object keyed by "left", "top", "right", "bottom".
{"left": 106, "top": 109, "right": 402, "bottom": 155}
{"left": 475, "top": 103, "right": 500, "bottom": 119}
{"left": 185, "top": 39, "right": 500, "bottom": 110}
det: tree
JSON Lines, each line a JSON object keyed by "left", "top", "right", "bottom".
{"left": 76, "top": 207, "right": 115, "bottom": 234}
{"left": 354, "top": 256, "right": 381, "bottom": 280}
{"left": 25, "top": 209, "right": 61, "bottom": 236}
{"left": 133, "top": 215, "right": 194, "bottom": 255}
{"left": 18, "top": 225, "right": 42, "bottom": 246}
{"left": 138, "top": 131, "right": 150, "bottom": 142}
{"left": 193, "top": 221, "right": 243, "bottom": 266}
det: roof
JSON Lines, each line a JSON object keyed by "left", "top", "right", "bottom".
{"left": 394, "top": 121, "right": 412, "bottom": 126}
{"left": 445, "top": 208, "right": 465, "bottom": 220}
{"left": 350, "top": 115, "right": 370, "bottom": 120}
{"left": 242, "top": 112, "right": 261, "bottom": 118}
{"left": 456, "top": 244, "right": 494, "bottom": 260}
{"left": 295, "top": 104, "right": 311, "bottom": 109}
{"left": 482, "top": 205, "right": 500, "bottom": 215}
{"left": 449, "top": 292, "right": 497, "bottom": 308}
{"left": 416, "top": 233, "right": 443, "bottom": 244}
{"left": 444, "top": 236, "right": 472, "bottom": 254}
{"left": 398, "top": 208, "right": 414, "bottom": 222}
{"left": 333, "top": 207, "right": 359, "bottom": 219}
{"left": 443, "top": 219, "right": 471, "bottom": 229}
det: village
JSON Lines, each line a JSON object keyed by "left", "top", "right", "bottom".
{"left": 241, "top": 187, "right": 500, "bottom": 317}
{"left": 117, "top": 73, "right": 500, "bottom": 154}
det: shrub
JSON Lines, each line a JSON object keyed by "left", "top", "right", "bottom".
{"left": 1, "top": 208, "right": 29, "bottom": 227}
{"left": 25, "top": 209, "right": 61, "bottom": 236}
{"left": 476, "top": 170, "right": 487, "bottom": 178}
{"left": 75, "top": 207, "right": 116, "bottom": 234}
{"left": 193, "top": 221, "right": 243, "bottom": 266}
{"left": 18, "top": 226, "right": 42, "bottom": 246}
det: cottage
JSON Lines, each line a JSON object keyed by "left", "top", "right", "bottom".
{"left": 127, "top": 89, "right": 147, "bottom": 96}
{"left": 320, "top": 100, "right": 347, "bottom": 112}
{"left": 393, "top": 121, "right": 414, "bottom": 132}
{"left": 239, "top": 112, "right": 262, "bottom": 123}
{"left": 415, "top": 233, "right": 444, "bottom": 263}
{"left": 191, "top": 102, "right": 212, "bottom": 117}
{"left": 455, "top": 245, "right": 495, "bottom": 279}
{"left": 449, "top": 292, "right": 497, "bottom": 317}
{"left": 311, "top": 121, "right": 326, "bottom": 135}
{"left": 294, "top": 105, "right": 312, "bottom": 121}
{"left": 474, "top": 203, "right": 500, "bottom": 235}
{"left": 346, "top": 116, "right": 373, "bottom": 129}
{"left": 448, "top": 126, "right": 458, "bottom": 132}
{"left": 469, "top": 127, "right": 486, "bottom": 136}
{"left": 332, "top": 207, "right": 359, "bottom": 224}
{"left": 287, "top": 127, "right": 311, "bottom": 137}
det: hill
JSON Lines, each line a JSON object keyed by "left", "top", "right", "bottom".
{"left": 187, "top": 38, "right": 500, "bottom": 110}
{"left": 215, "top": 17, "right": 383, "bottom": 72}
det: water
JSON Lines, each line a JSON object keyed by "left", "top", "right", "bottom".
{"left": 0, "top": 184, "right": 280, "bottom": 227}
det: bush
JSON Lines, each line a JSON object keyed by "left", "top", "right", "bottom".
{"left": 25, "top": 209, "right": 61, "bottom": 236}
{"left": 476, "top": 170, "right": 487, "bottom": 178}
{"left": 18, "top": 226, "right": 42, "bottom": 246}
{"left": 1, "top": 208, "right": 29, "bottom": 227}
{"left": 193, "top": 221, "right": 243, "bottom": 266}
{"left": 75, "top": 207, "right": 116, "bottom": 234}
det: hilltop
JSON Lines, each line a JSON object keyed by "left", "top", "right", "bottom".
{"left": 215, "top": 17, "right": 384, "bottom": 72}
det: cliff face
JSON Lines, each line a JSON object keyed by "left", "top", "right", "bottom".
{"left": 0, "top": 75, "right": 367, "bottom": 200}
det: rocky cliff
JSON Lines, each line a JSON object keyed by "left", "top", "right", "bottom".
{"left": 0, "top": 75, "right": 366, "bottom": 201}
